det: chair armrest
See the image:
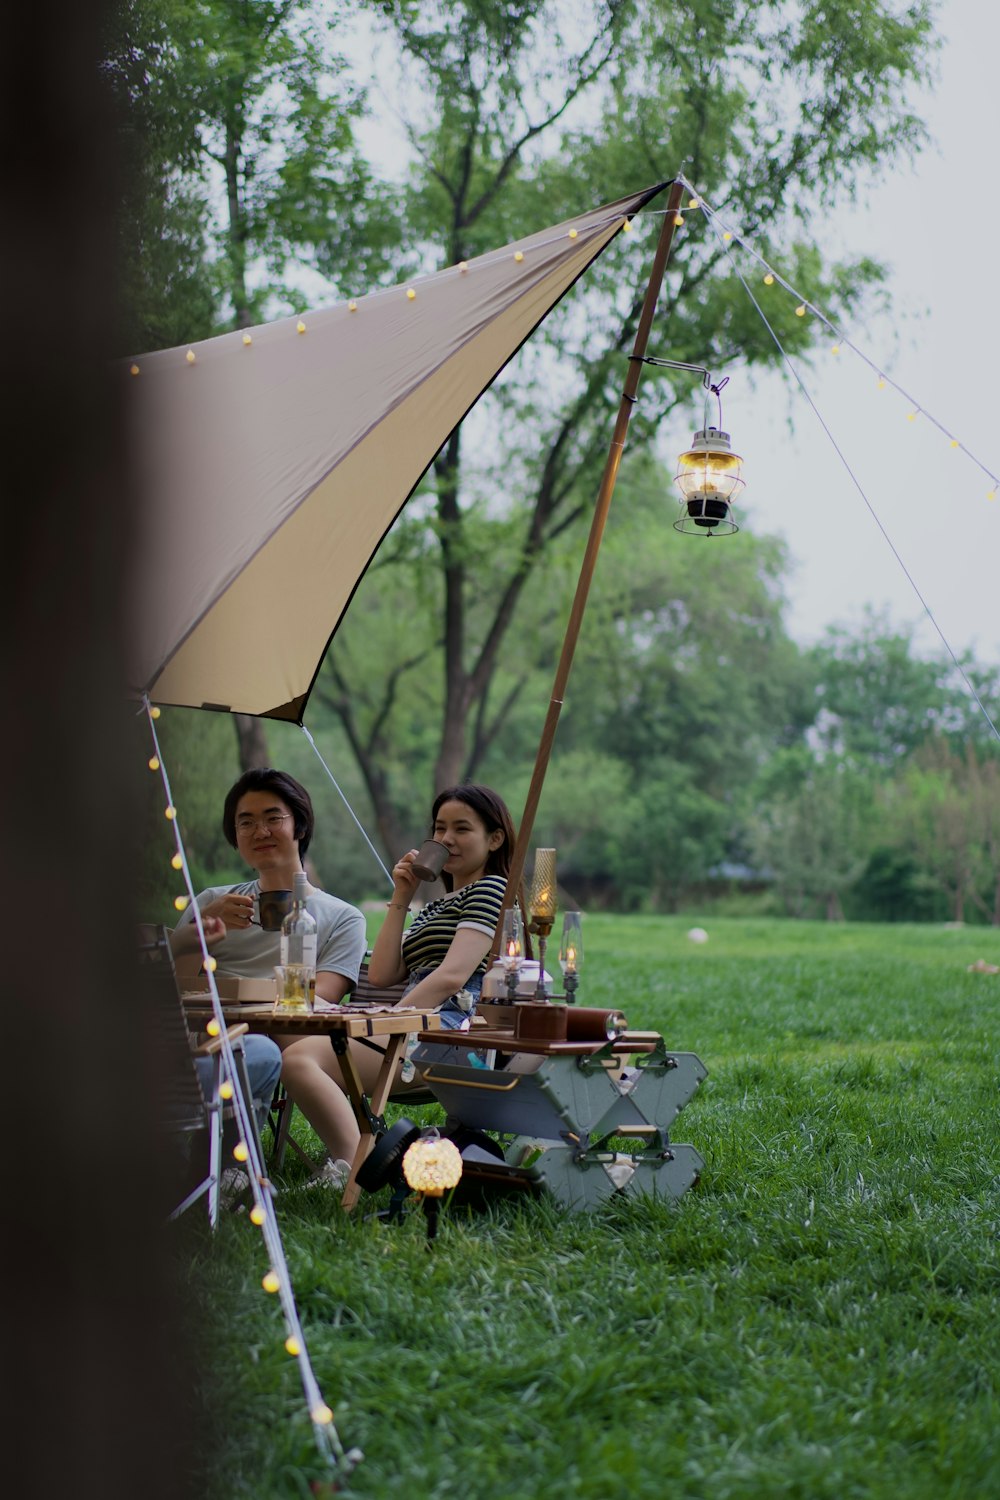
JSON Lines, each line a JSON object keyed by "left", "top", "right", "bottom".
{"left": 192, "top": 1023, "right": 250, "bottom": 1057}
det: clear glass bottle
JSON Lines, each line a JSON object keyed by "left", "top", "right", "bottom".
{"left": 276, "top": 871, "right": 317, "bottom": 1014}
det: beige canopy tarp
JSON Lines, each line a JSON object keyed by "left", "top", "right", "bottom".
{"left": 128, "top": 183, "right": 667, "bottom": 720}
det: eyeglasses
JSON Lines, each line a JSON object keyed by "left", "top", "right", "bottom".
{"left": 235, "top": 813, "right": 292, "bottom": 836}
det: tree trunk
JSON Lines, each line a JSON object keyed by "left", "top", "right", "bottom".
{"left": 223, "top": 114, "right": 250, "bottom": 328}
{"left": 433, "top": 428, "right": 470, "bottom": 790}
{"left": 2, "top": 8, "right": 196, "bottom": 1491}
{"left": 234, "top": 712, "right": 270, "bottom": 770}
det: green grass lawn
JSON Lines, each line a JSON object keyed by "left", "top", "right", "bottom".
{"left": 178, "top": 917, "right": 1000, "bottom": 1499}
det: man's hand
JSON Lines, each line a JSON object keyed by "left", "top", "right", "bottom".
{"left": 201, "top": 891, "right": 255, "bottom": 931}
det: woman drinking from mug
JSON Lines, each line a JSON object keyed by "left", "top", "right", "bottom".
{"left": 368, "top": 783, "right": 515, "bottom": 1026}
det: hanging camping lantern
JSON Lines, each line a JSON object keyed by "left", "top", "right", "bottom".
{"left": 673, "top": 424, "right": 743, "bottom": 535}
{"left": 636, "top": 355, "right": 744, "bottom": 536}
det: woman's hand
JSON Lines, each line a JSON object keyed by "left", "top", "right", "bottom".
{"left": 202, "top": 890, "right": 255, "bottom": 931}
{"left": 390, "top": 850, "right": 421, "bottom": 903}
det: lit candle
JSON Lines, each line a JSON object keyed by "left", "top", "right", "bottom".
{"left": 560, "top": 912, "right": 583, "bottom": 997}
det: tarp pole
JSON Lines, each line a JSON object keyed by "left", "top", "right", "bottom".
{"left": 495, "top": 179, "right": 686, "bottom": 950}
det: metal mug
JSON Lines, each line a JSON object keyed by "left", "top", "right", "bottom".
{"left": 410, "top": 839, "right": 450, "bottom": 882}
{"left": 257, "top": 888, "right": 292, "bottom": 931}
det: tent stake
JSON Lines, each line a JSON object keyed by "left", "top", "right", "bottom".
{"left": 497, "top": 179, "right": 686, "bottom": 944}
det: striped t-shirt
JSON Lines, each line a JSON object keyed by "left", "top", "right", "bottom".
{"left": 401, "top": 874, "right": 506, "bottom": 979}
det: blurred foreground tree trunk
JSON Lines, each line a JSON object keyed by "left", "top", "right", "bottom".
{"left": 1, "top": 3, "right": 196, "bottom": 1494}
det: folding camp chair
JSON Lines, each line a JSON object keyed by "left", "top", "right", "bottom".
{"left": 138, "top": 925, "right": 270, "bottom": 1225}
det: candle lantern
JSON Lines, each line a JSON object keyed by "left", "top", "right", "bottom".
{"left": 528, "top": 848, "right": 558, "bottom": 1001}
{"left": 559, "top": 911, "right": 583, "bottom": 1002}
{"left": 500, "top": 906, "right": 525, "bottom": 1003}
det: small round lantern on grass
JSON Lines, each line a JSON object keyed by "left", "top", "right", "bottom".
{"left": 402, "top": 1136, "right": 463, "bottom": 1243}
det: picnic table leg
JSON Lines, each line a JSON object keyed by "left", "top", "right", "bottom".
{"left": 334, "top": 1031, "right": 410, "bottom": 1212}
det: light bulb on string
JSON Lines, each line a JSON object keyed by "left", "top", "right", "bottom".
{"left": 148, "top": 757, "right": 159, "bottom": 771}
{"left": 284, "top": 1336, "right": 301, "bottom": 1357}
{"left": 173, "top": 895, "right": 189, "bottom": 912}
{"left": 204, "top": 956, "right": 217, "bottom": 972}
{"left": 673, "top": 213, "right": 684, "bottom": 226}
{"left": 688, "top": 197, "right": 699, "bottom": 208}
{"left": 262, "top": 1271, "right": 279, "bottom": 1294}
{"left": 150, "top": 707, "right": 161, "bottom": 719}
{"left": 568, "top": 228, "right": 578, "bottom": 239}
{"left": 250, "top": 1204, "right": 265, "bottom": 1226}
{"left": 233, "top": 1141, "right": 249, "bottom": 1163}
{"left": 795, "top": 305, "right": 806, "bottom": 317}
{"left": 206, "top": 1019, "right": 220, "bottom": 1038}
{"left": 185, "top": 350, "right": 196, "bottom": 364}
{"left": 348, "top": 299, "right": 358, "bottom": 311}
{"left": 164, "top": 805, "right": 176, "bottom": 820}
{"left": 406, "top": 288, "right": 416, "bottom": 300}
{"left": 219, "top": 1080, "right": 233, "bottom": 1101}
{"left": 242, "top": 333, "right": 252, "bottom": 346}
{"left": 171, "top": 854, "right": 183, "bottom": 870}
{"left": 514, "top": 251, "right": 524, "bottom": 262}
{"left": 763, "top": 273, "right": 775, "bottom": 286}
{"left": 312, "top": 1404, "right": 333, "bottom": 1425}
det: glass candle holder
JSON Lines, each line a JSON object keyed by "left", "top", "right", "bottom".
{"left": 529, "top": 848, "right": 557, "bottom": 1000}
{"left": 529, "top": 848, "right": 557, "bottom": 933}
{"left": 559, "top": 911, "right": 583, "bottom": 1002}
{"left": 500, "top": 906, "right": 524, "bottom": 1001}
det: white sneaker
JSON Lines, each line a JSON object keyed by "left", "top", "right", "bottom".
{"left": 314, "top": 1157, "right": 352, "bottom": 1190}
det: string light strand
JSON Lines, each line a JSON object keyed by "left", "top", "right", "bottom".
{"left": 142, "top": 699, "right": 358, "bottom": 1473}
{"left": 675, "top": 175, "right": 999, "bottom": 493}
{"left": 684, "top": 222, "right": 1000, "bottom": 748}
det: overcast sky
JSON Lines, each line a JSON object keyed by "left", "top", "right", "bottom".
{"left": 712, "top": 0, "right": 999, "bottom": 667}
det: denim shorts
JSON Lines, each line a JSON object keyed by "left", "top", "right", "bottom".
{"left": 403, "top": 968, "right": 483, "bottom": 1031}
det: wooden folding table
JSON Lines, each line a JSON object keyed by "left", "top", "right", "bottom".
{"left": 182, "top": 999, "right": 440, "bottom": 1210}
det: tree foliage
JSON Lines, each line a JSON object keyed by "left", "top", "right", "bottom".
{"left": 114, "top": 0, "right": 993, "bottom": 920}
{"left": 107, "top": 0, "right": 401, "bottom": 349}
{"left": 319, "top": 0, "right": 936, "bottom": 838}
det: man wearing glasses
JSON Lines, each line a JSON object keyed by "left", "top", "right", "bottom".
{"left": 172, "top": 767, "right": 367, "bottom": 1181}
